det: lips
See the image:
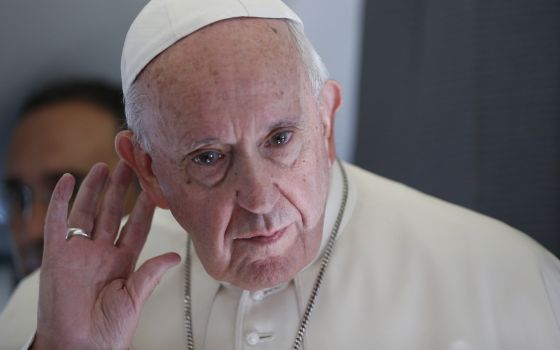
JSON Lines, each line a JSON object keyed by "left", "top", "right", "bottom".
{"left": 236, "top": 226, "right": 288, "bottom": 244}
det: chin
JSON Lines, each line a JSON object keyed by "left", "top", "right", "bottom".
{"left": 234, "top": 255, "right": 297, "bottom": 291}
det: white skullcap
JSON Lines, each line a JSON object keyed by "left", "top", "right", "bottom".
{"left": 121, "top": 0, "right": 303, "bottom": 94}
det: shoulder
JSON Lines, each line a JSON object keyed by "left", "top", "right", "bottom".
{"left": 340, "top": 164, "right": 560, "bottom": 316}
{"left": 338, "top": 163, "right": 560, "bottom": 306}
{"left": 319, "top": 163, "right": 560, "bottom": 346}
{"left": 343, "top": 162, "right": 545, "bottom": 262}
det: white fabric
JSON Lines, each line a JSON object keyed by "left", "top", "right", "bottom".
{"left": 1, "top": 162, "right": 560, "bottom": 349}
{"left": 121, "top": 0, "right": 302, "bottom": 94}
{"left": 206, "top": 282, "right": 298, "bottom": 349}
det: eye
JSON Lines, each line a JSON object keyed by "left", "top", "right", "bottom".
{"left": 269, "top": 130, "right": 293, "bottom": 146}
{"left": 192, "top": 150, "right": 224, "bottom": 166}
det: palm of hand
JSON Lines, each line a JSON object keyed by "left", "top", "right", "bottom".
{"left": 35, "top": 162, "right": 180, "bottom": 350}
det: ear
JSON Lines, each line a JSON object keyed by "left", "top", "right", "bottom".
{"left": 318, "top": 80, "right": 343, "bottom": 165}
{"left": 115, "top": 130, "right": 170, "bottom": 209}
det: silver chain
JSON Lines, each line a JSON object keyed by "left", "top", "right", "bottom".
{"left": 184, "top": 236, "right": 195, "bottom": 350}
{"left": 184, "top": 158, "right": 349, "bottom": 350}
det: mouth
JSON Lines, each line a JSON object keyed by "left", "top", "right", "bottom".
{"left": 236, "top": 226, "right": 289, "bottom": 245}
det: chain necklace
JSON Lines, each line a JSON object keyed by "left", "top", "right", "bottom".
{"left": 184, "top": 158, "right": 349, "bottom": 350}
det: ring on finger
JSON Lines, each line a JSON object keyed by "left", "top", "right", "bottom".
{"left": 65, "top": 227, "right": 92, "bottom": 241}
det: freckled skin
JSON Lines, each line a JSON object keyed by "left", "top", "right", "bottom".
{"left": 122, "top": 18, "right": 341, "bottom": 291}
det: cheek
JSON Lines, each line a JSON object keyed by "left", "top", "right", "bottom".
{"left": 165, "top": 182, "right": 234, "bottom": 252}
{"left": 172, "top": 189, "right": 238, "bottom": 279}
{"left": 281, "top": 146, "right": 330, "bottom": 228}
{"left": 151, "top": 160, "right": 219, "bottom": 234}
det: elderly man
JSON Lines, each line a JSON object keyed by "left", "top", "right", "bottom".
{"left": 1, "top": 0, "right": 559, "bottom": 349}
{"left": 3, "top": 80, "right": 137, "bottom": 279}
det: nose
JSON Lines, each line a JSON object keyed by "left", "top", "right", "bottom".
{"left": 234, "top": 157, "right": 280, "bottom": 214}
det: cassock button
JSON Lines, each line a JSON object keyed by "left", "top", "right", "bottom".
{"left": 251, "top": 290, "right": 265, "bottom": 301}
{"left": 246, "top": 331, "right": 260, "bottom": 346}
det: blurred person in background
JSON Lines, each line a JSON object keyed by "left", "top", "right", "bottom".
{"left": 3, "top": 80, "right": 138, "bottom": 279}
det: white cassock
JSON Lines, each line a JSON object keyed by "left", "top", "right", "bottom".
{"left": 1, "top": 161, "right": 559, "bottom": 350}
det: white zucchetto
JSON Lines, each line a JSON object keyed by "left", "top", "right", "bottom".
{"left": 121, "top": 0, "right": 303, "bottom": 94}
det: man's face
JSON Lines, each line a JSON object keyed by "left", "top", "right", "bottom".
{"left": 134, "top": 19, "right": 336, "bottom": 291}
{"left": 5, "top": 101, "right": 119, "bottom": 277}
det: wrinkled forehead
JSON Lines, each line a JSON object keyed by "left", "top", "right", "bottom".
{"left": 128, "top": 19, "right": 312, "bottom": 153}
{"left": 137, "top": 18, "right": 302, "bottom": 95}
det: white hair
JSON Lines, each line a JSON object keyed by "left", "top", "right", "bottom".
{"left": 124, "top": 19, "right": 329, "bottom": 152}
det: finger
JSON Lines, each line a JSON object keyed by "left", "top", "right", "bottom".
{"left": 94, "top": 162, "right": 134, "bottom": 243}
{"left": 67, "top": 163, "right": 109, "bottom": 237}
{"left": 116, "top": 192, "right": 155, "bottom": 265}
{"left": 44, "top": 174, "right": 75, "bottom": 247}
{"left": 126, "top": 253, "right": 181, "bottom": 307}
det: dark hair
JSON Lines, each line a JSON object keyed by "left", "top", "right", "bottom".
{"left": 20, "top": 80, "right": 126, "bottom": 131}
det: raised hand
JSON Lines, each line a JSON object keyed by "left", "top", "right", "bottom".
{"left": 34, "top": 161, "right": 180, "bottom": 349}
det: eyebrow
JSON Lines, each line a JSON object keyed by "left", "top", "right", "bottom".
{"left": 268, "top": 118, "right": 302, "bottom": 131}
{"left": 186, "top": 137, "right": 222, "bottom": 152}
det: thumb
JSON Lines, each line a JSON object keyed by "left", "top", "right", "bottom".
{"left": 127, "top": 252, "right": 181, "bottom": 307}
